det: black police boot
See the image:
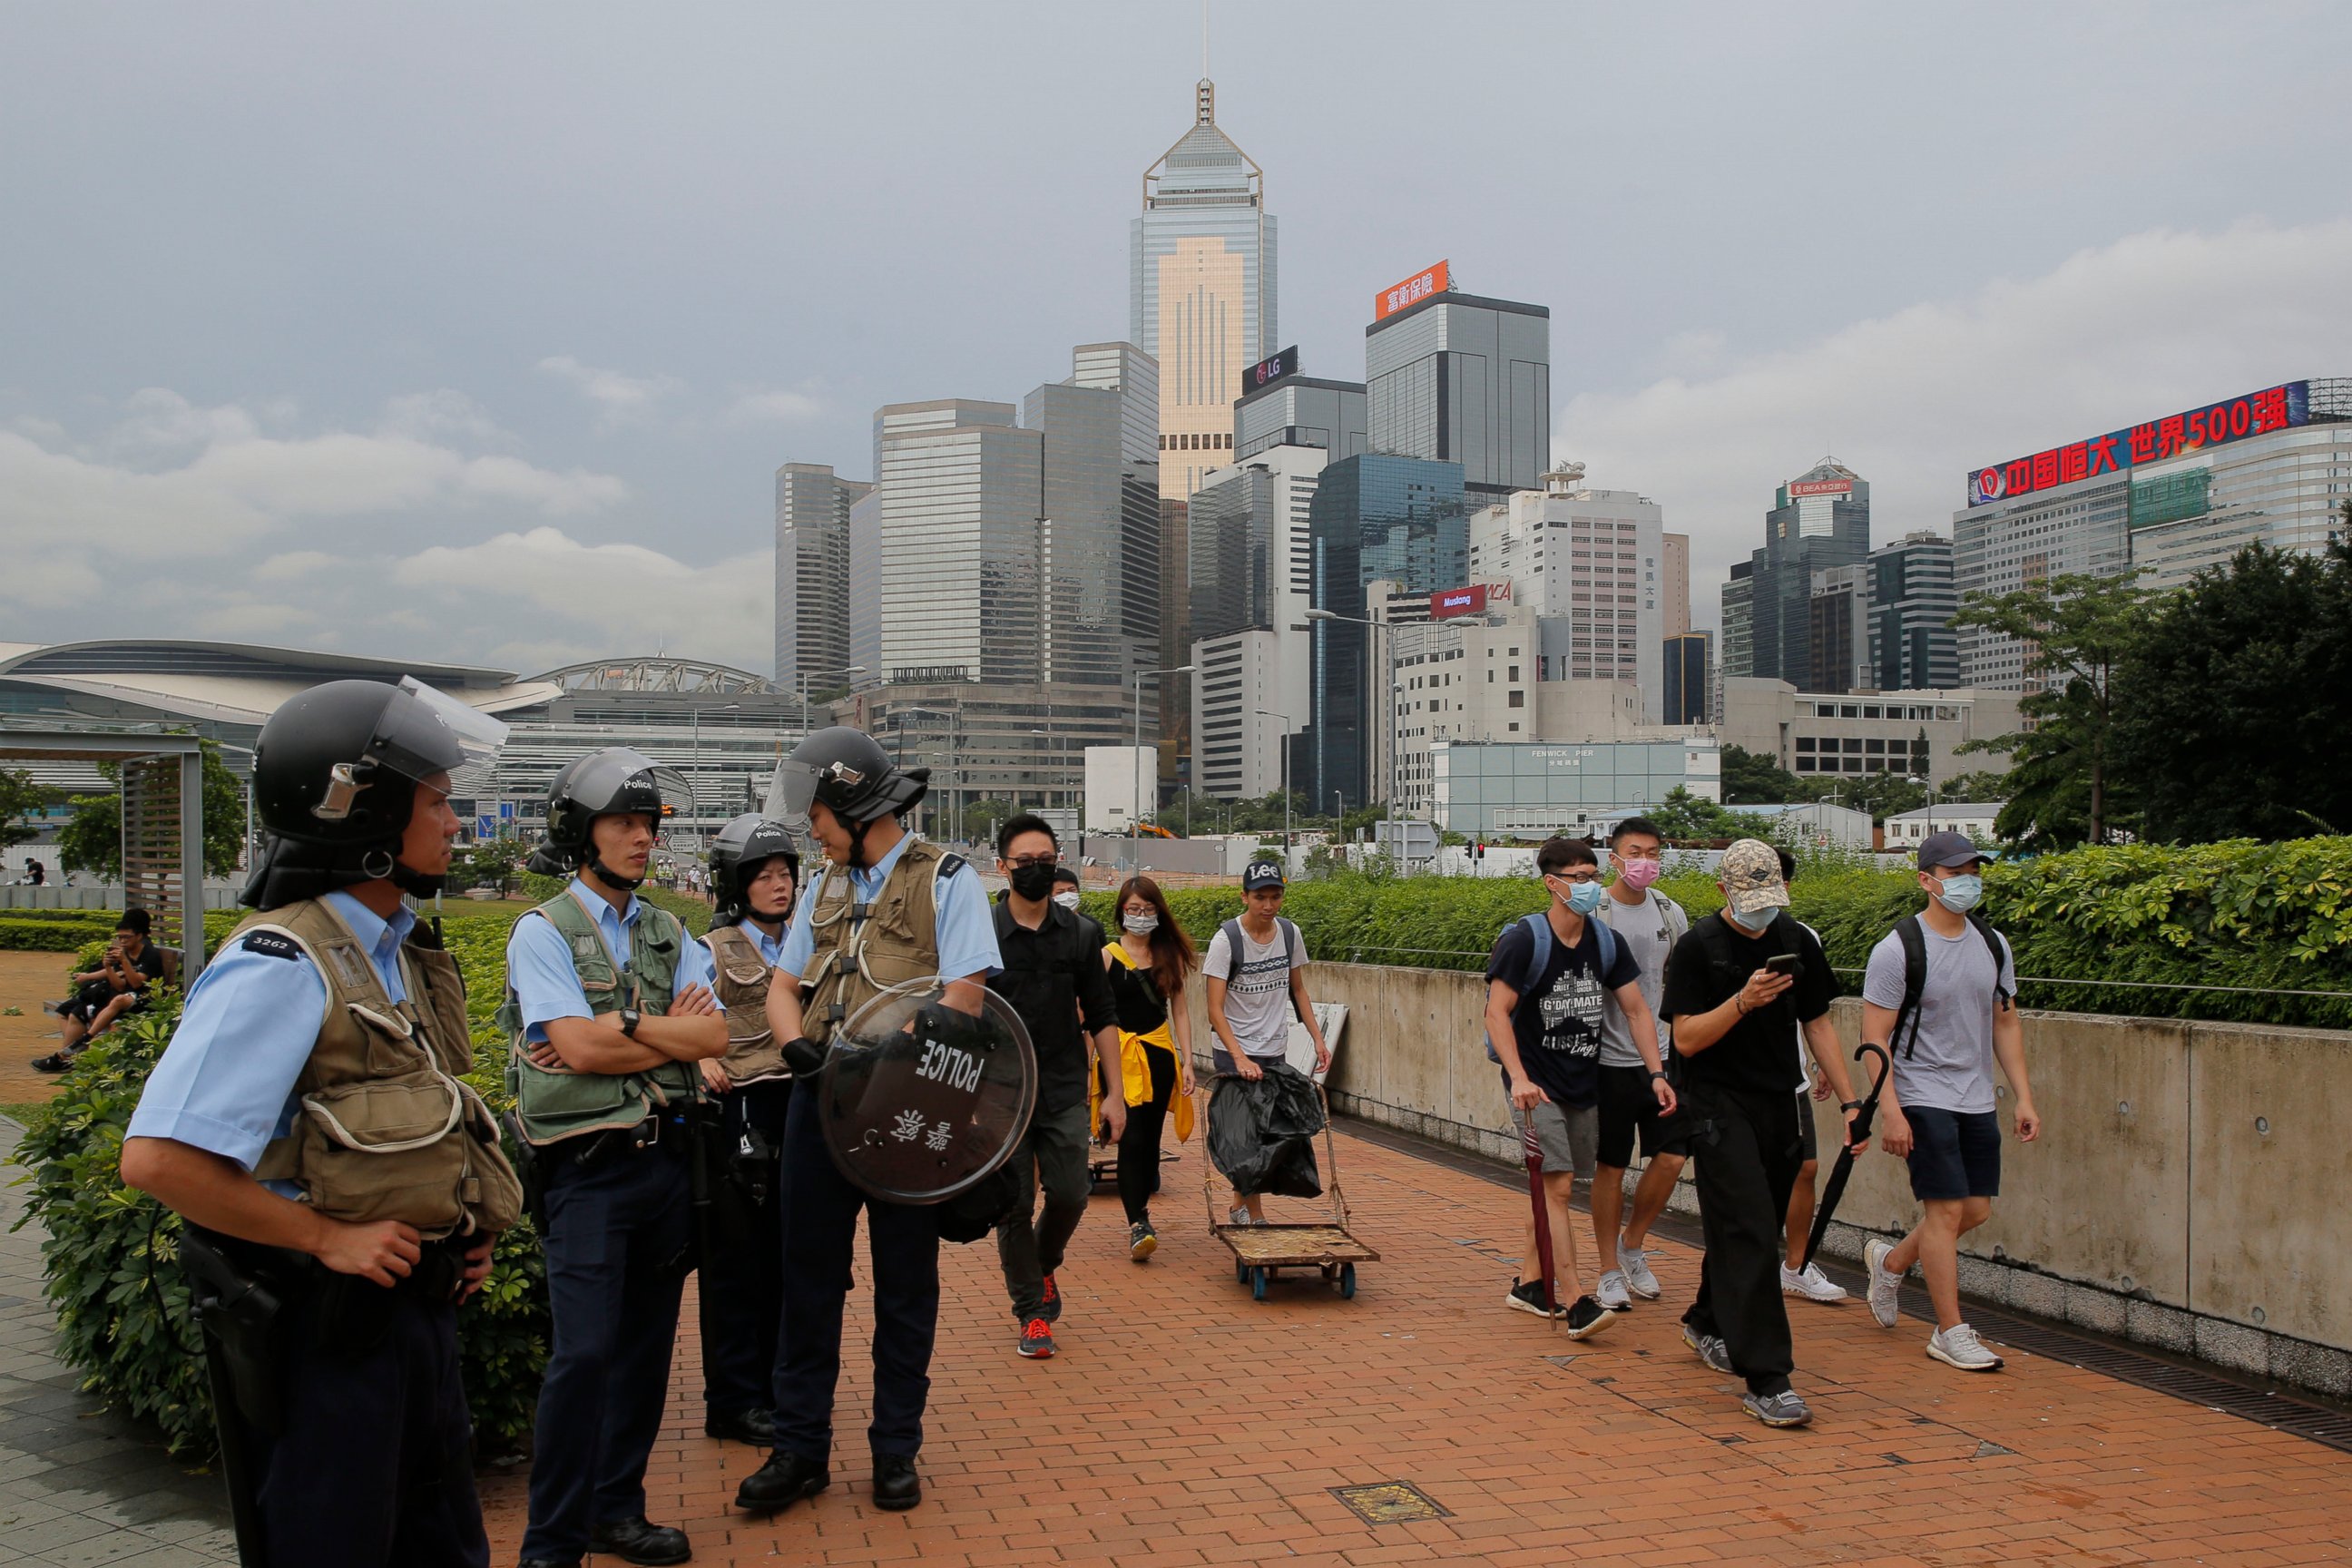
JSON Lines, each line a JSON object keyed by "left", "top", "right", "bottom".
{"left": 872, "top": 1452, "right": 921, "bottom": 1512}
{"left": 587, "top": 1516, "right": 691, "bottom": 1566}
{"left": 735, "top": 1448, "right": 829, "bottom": 1514}
{"left": 703, "top": 1406, "right": 774, "bottom": 1446}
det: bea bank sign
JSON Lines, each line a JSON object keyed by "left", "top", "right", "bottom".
{"left": 1967, "top": 381, "right": 2309, "bottom": 507}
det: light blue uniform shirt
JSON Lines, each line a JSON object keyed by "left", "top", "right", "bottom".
{"left": 128, "top": 891, "right": 415, "bottom": 1180}
{"left": 777, "top": 835, "right": 1001, "bottom": 983}
{"left": 505, "top": 877, "right": 722, "bottom": 1043}
{"left": 716, "top": 918, "right": 792, "bottom": 970}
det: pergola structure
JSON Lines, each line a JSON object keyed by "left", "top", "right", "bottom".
{"left": 0, "top": 731, "right": 209, "bottom": 977}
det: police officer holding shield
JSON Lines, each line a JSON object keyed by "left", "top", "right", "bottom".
{"left": 733, "top": 728, "right": 1001, "bottom": 1517}
{"left": 122, "top": 677, "right": 524, "bottom": 1568}
{"left": 505, "top": 750, "right": 730, "bottom": 1568}
{"left": 692, "top": 813, "right": 799, "bottom": 1446}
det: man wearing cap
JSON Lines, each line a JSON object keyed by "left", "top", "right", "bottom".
{"left": 1659, "top": 838, "right": 1867, "bottom": 1428}
{"left": 1859, "top": 832, "right": 2039, "bottom": 1372}
{"left": 1203, "top": 858, "right": 1328, "bottom": 1224}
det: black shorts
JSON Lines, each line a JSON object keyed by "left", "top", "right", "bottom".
{"left": 1797, "top": 1093, "right": 1818, "bottom": 1162}
{"left": 1904, "top": 1107, "right": 2002, "bottom": 1201}
{"left": 1595, "top": 1063, "right": 1692, "bottom": 1169}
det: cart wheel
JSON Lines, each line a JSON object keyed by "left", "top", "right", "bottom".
{"left": 1338, "top": 1262, "right": 1357, "bottom": 1299}
{"left": 1250, "top": 1266, "right": 1270, "bottom": 1302}
{"left": 1236, "top": 1259, "right": 1250, "bottom": 1285}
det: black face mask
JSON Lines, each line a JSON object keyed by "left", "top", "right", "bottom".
{"left": 1008, "top": 863, "right": 1057, "bottom": 902}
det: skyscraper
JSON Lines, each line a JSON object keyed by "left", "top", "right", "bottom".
{"left": 773, "top": 463, "right": 869, "bottom": 695}
{"left": 1868, "top": 531, "right": 1959, "bottom": 691}
{"left": 1663, "top": 632, "right": 1711, "bottom": 725}
{"left": 871, "top": 400, "right": 1041, "bottom": 686}
{"left": 1304, "top": 453, "right": 1466, "bottom": 808}
{"left": 1364, "top": 263, "right": 1550, "bottom": 506}
{"left": 1236, "top": 373, "right": 1367, "bottom": 465}
{"left": 1720, "top": 562, "right": 1754, "bottom": 680}
{"left": 1132, "top": 79, "right": 1278, "bottom": 504}
{"left": 1661, "top": 533, "right": 1691, "bottom": 639}
{"left": 1807, "top": 564, "right": 1872, "bottom": 696}
{"left": 1742, "top": 457, "right": 1870, "bottom": 691}
{"left": 1069, "top": 343, "right": 1163, "bottom": 678}
{"left": 1464, "top": 468, "right": 1666, "bottom": 718}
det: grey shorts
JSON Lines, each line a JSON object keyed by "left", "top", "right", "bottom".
{"left": 1521, "top": 1097, "right": 1597, "bottom": 1180}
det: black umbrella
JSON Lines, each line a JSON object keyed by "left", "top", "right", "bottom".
{"left": 1801, "top": 1043, "right": 1891, "bottom": 1272}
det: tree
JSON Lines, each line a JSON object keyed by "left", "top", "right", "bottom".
{"left": 1719, "top": 744, "right": 1805, "bottom": 805}
{"left": 1828, "top": 770, "right": 1929, "bottom": 825}
{"left": 1937, "top": 769, "right": 2014, "bottom": 805}
{"left": 56, "top": 741, "right": 249, "bottom": 878}
{"left": 1952, "top": 570, "right": 2152, "bottom": 847}
{"left": 2112, "top": 537, "right": 2352, "bottom": 843}
{"left": 959, "top": 797, "right": 1010, "bottom": 843}
{"left": 1650, "top": 786, "right": 1750, "bottom": 843}
{"left": 0, "top": 768, "right": 47, "bottom": 851}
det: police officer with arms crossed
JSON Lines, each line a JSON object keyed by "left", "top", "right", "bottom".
{"left": 734, "top": 728, "right": 1000, "bottom": 1517}
{"left": 505, "top": 750, "right": 730, "bottom": 1568}
{"left": 122, "top": 677, "right": 524, "bottom": 1567}
{"left": 692, "top": 814, "right": 800, "bottom": 1446}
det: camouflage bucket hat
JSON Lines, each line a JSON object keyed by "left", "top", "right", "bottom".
{"left": 1720, "top": 838, "right": 1790, "bottom": 917}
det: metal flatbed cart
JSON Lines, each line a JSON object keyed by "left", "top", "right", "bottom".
{"left": 1201, "top": 1075, "right": 1378, "bottom": 1301}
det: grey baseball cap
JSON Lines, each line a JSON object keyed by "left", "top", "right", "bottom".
{"left": 1917, "top": 830, "right": 1989, "bottom": 871}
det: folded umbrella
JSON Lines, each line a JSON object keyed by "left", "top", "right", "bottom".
{"left": 1801, "top": 1043, "right": 1891, "bottom": 1273}
{"left": 1521, "top": 1107, "right": 1558, "bottom": 1327}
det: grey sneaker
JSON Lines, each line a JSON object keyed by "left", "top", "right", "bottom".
{"left": 1926, "top": 1323, "right": 2004, "bottom": 1372}
{"left": 1864, "top": 1239, "right": 1903, "bottom": 1328}
{"left": 1742, "top": 1388, "right": 1813, "bottom": 1427}
{"left": 1780, "top": 1261, "right": 1848, "bottom": 1304}
{"left": 1620, "top": 1245, "right": 1662, "bottom": 1299}
{"left": 1681, "top": 1321, "right": 1734, "bottom": 1374}
{"left": 1594, "top": 1269, "right": 1632, "bottom": 1311}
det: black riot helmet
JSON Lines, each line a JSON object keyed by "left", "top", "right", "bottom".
{"left": 766, "top": 727, "right": 928, "bottom": 868}
{"left": 529, "top": 747, "right": 693, "bottom": 892}
{"left": 708, "top": 813, "right": 800, "bottom": 930}
{"left": 240, "top": 677, "right": 508, "bottom": 908}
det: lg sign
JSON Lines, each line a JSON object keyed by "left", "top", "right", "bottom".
{"left": 1250, "top": 346, "right": 1299, "bottom": 388}
{"left": 1967, "top": 381, "right": 2310, "bottom": 507}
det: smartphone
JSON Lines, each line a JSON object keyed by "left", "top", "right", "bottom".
{"left": 1765, "top": 954, "right": 1800, "bottom": 975}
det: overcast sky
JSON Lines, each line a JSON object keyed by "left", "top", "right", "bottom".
{"left": 5, "top": 1, "right": 2349, "bottom": 677}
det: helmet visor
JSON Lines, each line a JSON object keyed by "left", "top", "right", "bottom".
{"left": 766, "top": 758, "right": 818, "bottom": 833}
{"left": 566, "top": 747, "right": 695, "bottom": 822}
{"left": 370, "top": 676, "right": 510, "bottom": 783}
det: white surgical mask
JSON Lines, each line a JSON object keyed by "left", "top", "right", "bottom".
{"left": 1724, "top": 903, "right": 1777, "bottom": 934}
{"left": 1053, "top": 890, "right": 1083, "bottom": 910}
{"left": 1122, "top": 912, "right": 1160, "bottom": 935}
{"left": 1934, "top": 874, "right": 1984, "bottom": 914}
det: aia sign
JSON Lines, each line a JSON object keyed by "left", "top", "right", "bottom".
{"left": 1966, "top": 381, "right": 2309, "bottom": 506}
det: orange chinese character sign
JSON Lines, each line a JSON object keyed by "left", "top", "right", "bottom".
{"left": 1374, "top": 260, "right": 1450, "bottom": 321}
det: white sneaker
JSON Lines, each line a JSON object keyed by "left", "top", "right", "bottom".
{"left": 1227, "top": 1207, "right": 1256, "bottom": 1227}
{"left": 1594, "top": 1269, "right": 1632, "bottom": 1311}
{"left": 1864, "top": 1239, "right": 1903, "bottom": 1328}
{"left": 1619, "top": 1245, "right": 1662, "bottom": 1299}
{"left": 1780, "top": 1261, "right": 1848, "bottom": 1304}
{"left": 1927, "top": 1323, "right": 2004, "bottom": 1372}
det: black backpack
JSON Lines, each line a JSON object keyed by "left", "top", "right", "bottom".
{"left": 1886, "top": 912, "right": 2014, "bottom": 1059}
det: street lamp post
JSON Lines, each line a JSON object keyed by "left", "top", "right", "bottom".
{"left": 1305, "top": 606, "right": 1396, "bottom": 858}
{"left": 1254, "top": 708, "right": 1294, "bottom": 862}
{"left": 1132, "top": 663, "right": 1192, "bottom": 874}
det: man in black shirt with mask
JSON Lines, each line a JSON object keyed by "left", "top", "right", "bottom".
{"left": 988, "top": 815, "right": 1122, "bottom": 1361}
{"left": 1661, "top": 839, "right": 1867, "bottom": 1429}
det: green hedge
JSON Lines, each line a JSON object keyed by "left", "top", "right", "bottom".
{"left": 0, "top": 907, "right": 243, "bottom": 954}
{"left": 1084, "top": 838, "right": 2352, "bottom": 1030}
{"left": 7, "top": 911, "right": 550, "bottom": 1460}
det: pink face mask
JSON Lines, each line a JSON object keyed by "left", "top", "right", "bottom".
{"left": 1615, "top": 857, "right": 1662, "bottom": 892}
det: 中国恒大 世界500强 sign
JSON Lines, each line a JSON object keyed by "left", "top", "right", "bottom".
{"left": 1966, "top": 381, "right": 2309, "bottom": 506}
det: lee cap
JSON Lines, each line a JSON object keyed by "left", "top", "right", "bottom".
{"left": 1719, "top": 838, "right": 1790, "bottom": 916}
{"left": 1917, "top": 830, "right": 1989, "bottom": 871}
{"left": 1242, "top": 858, "right": 1287, "bottom": 891}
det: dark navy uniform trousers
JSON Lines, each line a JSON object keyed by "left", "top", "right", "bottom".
{"left": 247, "top": 1283, "right": 486, "bottom": 1567}
{"left": 771, "top": 1082, "right": 940, "bottom": 1461}
{"left": 520, "top": 1132, "right": 694, "bottom": 1563}
{"left": 699, "top": 1078, "right": 791, "bottom": 1417}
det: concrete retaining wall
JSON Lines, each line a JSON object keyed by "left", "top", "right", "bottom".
{"left": 1181, "top": 960, "right": 2352, "bottom": 1397}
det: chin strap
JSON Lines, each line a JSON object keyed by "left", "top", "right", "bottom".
{"left": 843, "top": 816, "right": 876, "bottom": 871}
{"left": 584, "top": 854, "right": 645, "bottom": 893}
{"left": 389, "top": 862, "right": 446, "bottom": 898}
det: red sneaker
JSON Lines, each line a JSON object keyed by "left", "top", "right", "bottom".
{"left": 1040, "top": 1271, "right": 1062, "bottom": 1323}
{"left": 1017, "top": 1318, "right": 1056, "bottom": 1359}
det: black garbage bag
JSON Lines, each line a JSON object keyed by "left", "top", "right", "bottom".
{"left": 1209, "top": 1063, "right": 1325, "bottom": 1200}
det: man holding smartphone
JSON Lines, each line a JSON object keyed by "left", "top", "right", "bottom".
{"left": 1660, "top": 840, "right": 1867, "bottom": 1428}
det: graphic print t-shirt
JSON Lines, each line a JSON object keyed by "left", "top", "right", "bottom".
{"left": 1485, "top": 916, "right": 1641, "bottom": 1110}
{"left": 1204, "top": 918, "right": 1304, "bottom": 1064}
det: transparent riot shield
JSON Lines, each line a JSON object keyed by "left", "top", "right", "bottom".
{"left": 818, "top": 976, "right": 1038, "bottom": 1204}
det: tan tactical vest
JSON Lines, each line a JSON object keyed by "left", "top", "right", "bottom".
{"left": 702, "top": 923, "right": 788, "bottom": 1085}
{"left": 247, "top": 898, "right": 523, "bottom": 1240}
{"left": 799, "top": 838, "right": 954, "bottom": 1048}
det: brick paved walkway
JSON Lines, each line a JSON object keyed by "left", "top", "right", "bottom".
{"left": 481, "top": 1127, "right": 2352, "bottom": 1567}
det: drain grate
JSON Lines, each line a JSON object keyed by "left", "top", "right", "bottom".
{"left": 1338, "top": 1114, "right": 2352, "bottom": 1456}
{"left": 1330, "top": 1481, "right": 1451, "bottom": 1524}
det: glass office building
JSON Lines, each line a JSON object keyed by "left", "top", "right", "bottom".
{"left": 1364, "top": 289, "right": 1550, "bottom": 505}
{"left": 1867, "top": 531, "right": 1959, "bottom": 691}
{"left": 1236, "top": 375, "right": 1367, "bottom": 466}
{"left": 773, "top": 464, "right": 869, "bottom": 694}
{"left": 1304, "top": 454, "right": 1466, "bottom": 808}
{"left": 1662, "top": 632, "right": 1711, "bottom": 725}
{"left": 1743, "top": 458, "right": 1871, "bottom": 691}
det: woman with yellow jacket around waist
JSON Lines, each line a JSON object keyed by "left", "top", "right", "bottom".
{"left": 1098, "top": 876, "right": 1197, "bottom": 1260}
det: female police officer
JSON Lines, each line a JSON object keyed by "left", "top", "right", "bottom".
{"left": 503, "top": 749, "right": 729, "bottom": 1568}
{"left": 123, "top": 677, "right": 523, "bottom": 1568}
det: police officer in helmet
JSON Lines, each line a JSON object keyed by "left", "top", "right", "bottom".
{"left": 122, "top": 677, "right": 524, "bottom": 1567}
{"left": 692, "top": 813, "right": 799, "bottom": 1447}
{"left": 504, "top": 749, "right": 729, "bottom": 1568}
{"left": 733, "top": 727, "right": 1001, "bottom": 1516}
